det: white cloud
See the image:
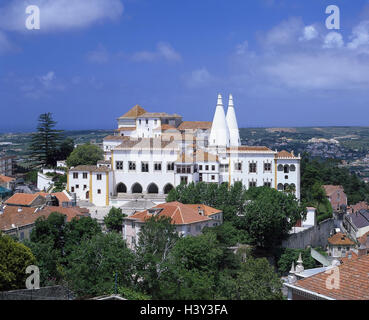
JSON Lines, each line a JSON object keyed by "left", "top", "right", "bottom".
{"left": 156, "top": 42, "right": 182, "bottom": 62}
{"left": 183, "top": 68, "right": 218, "bottom": 88}
{"left": 323, "top": 32, "right": 344, "bottom": 49}
{"left": 229, "top": 18, "right": 369, "bottom": 93}
{"left": 0, "top": 0, "right": 124, "bottom": 32}
{"left": 300, "top": 25, "right": 319, "bottom": 41}
{"left": 132, "top": 42, "right": 182, "bottom": 62}
{"left": 87, "top": 44, "right": 110, "bottom": 64}
{"left": 347, "top": 20, "right": 369, "bottom": 50}
{"left": 261, "top": 17, "right": 304, "bottom": 48}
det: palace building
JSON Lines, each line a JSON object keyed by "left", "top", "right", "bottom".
{"left": 67, "top": 94, "right": 301, "bottom": 207}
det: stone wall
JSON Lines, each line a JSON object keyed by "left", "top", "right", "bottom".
{"left": 282, "top": 218, "right": 335, "bottom": 249}
{"left": 0, "top": 286, "right": 74, "bottom": 300}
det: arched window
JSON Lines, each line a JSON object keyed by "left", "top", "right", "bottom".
{"left": 116, "top": 183, "right": 127, "bottom": 193}
{"left": 278, "top": 164, "right": 284, "bottom": 171}
{"left": 147, "top": 183, "right": 159, "bottom": 194}
{"left": 284, "top": 183, "right": 289, "bottom": 191}
{"left": 290, "top": 164, "right": 296, "bottom": 172}
{"left": 290, "top": 183, "right": 296, "bottom": 191}
{"left": 163, "top": 183, "right": 174, "bottom": 194}
{"left": 277, "top": 183, "right": 284, "bottom": 191}
{"left": 132, "top": 183, "right": 143, "bottom": 194}
{"left": 284, "top": 165, "right": 289, "bottom": 173}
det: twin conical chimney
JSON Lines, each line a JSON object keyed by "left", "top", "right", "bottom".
{"left": 226, "top": 94, "right": 241, "bottom": 147}
{"left": 209, "top": 94, "right": 230, "bottom": 147}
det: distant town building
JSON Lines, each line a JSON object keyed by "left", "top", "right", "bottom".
{"left": 342, "top": 209, "right": 369, "bottom": 240}
{"left": 123, "top": 201, "right": 223, "bottom": 250}
{"left": 0, "top": 205, "right": 90, "bottom": 240}
{"left": 327, "top": 232, "right": 356, "bottom": 258}
{"left": 322, "top": 185, "right": 347, "bottom": 212}
{"left": 0, "top": 155, "right": 15, "bottom": 177}
{"left": 0, "top": 175, "right": 15, "bottom": 189}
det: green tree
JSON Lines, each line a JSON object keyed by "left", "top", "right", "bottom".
{"left": 217, "top": 256, "right": 283, "bottom": 300}
{"left": 55, "top": 138, "right": 75, "bottom": 161}
{"left": 160, "top": 233, "right": 224, "bottom": 300}
{"left": 27, "top": 213, "right": 102, "bottom": 285}
{"left": 29, "top": 112, "right": 64, "bottom": 168}
{"left": 277, "top": 248, "right": 324, "bottom": 275}
{"left": 134, "top": 216, "right": 179, "bottom": 298}
{"left": 66, "top": 232, "right": 134, "bottom": 298}
{"left": 66, "top": 143, "right": 104, "bottom": 167}
{"left": 238, "top": 187, "right": 306, "bottom": 249}
{"left": 0, "top": 232, "right": 36, "bottom": 291}
{"left": 104, "top": 207, "right": 126, "bottom": 233}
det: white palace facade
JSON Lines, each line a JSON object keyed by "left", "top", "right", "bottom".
{"left": 67, "top": 94, "right": 301, "bottom": 207}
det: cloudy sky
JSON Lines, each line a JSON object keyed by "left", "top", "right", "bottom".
{"left": 1, "top": 0, "right": 369, "bottom": 131}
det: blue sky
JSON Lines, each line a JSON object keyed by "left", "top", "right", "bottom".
{"left": 1, "top": 0, "right": 369, "bottom": 132}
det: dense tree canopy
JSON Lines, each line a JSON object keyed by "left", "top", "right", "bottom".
{"left": 65, "top": 232, "right": 134, "bottom": 298}
{"left": 66, "top": 143, "right": 104, "bottom": 168}
{"left": 0, "top": 232, "right": 36, "bottom": 291}
{"left": 237, "top": 187, "right": 306, "bottom": 249}
{"left": 301, "top": 153, "right": 369, "bottom": 205}
{"left": 27, "top": 213, "right": 102, "bottom": 286}
{"left": 168, "top": 182, "right": 305, "bottom": 249}
{"left": 134, "top": 216, "right": 179, "bottom": 298}
{"left": 104, "top": 207, "right": 126, "bottom": 233}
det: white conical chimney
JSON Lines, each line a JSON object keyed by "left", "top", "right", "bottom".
{"left": 226, "top": 94, "right": 240, "bottom": 147}
{"left": 209, "top": 94, "right": 230, "bottom": 147}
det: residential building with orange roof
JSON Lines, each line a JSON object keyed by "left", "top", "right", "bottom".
{"left": 123, "top": 201, "right": 223, "bottom": 249}
{"left": 68, "top": 94, "right": 300, "bottom": 207}
{"left": 0, "top": 205, "right": 90, "bottom": 240}
{"left": 0, "top": 174, "right": 15, "bottom": 189}
{"left": 4, "top": 193, "right": 46, "bottom": 208}
{"left": 327, "top": 232, "right": 356, "bottom": 258}
{"left": 322, "top": 185, "right": 347, "bottom": 212}
{"left": 285, "top": 253, "right": 369, "bottom": 300}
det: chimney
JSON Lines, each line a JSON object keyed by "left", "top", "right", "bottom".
{"left": 197, "top": 206, "right": 204, "bottom": 216}
{"left": 358, "top": 243, "right": 367, "bottom": 257}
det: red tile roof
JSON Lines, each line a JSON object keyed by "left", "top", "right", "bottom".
{"left": 177, "top": 121, "right": 212, "bottom": 130}
{"left": 350, "top": 201, "right": 369, "bottom": 214}
{"left": 294, "top": 254, "right": 369, "bottom": 300}
{"left": 322, "top": 185, "right": 345, "bottom": 197}
{"left": 128, "top": 201, "right": 214, "bottom": 225}
{"left": 328, "top": 232, "right": 355, "bottom": 246}
{"left": 119, "top": 105, "right": 147, "bottom": 118}
{"left": 36, "top": 192, "right": 71, "bottom": 206}
{"left": 0, "top": 206, "right": 89, "bottom": 231}
{"left": 275, "top": 150, "right": 295, "bottom": 158}
{"left": 0, "top": 175, "right": 15, "bottom": 183}
{"left": 5, "top": 193, "right": 45, "bottom": 206}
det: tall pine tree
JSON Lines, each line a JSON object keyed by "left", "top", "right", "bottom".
{"left": 30, "top": 113, "right": 63, "bottom": 168}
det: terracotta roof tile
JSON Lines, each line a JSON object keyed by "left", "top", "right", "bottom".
{"left": 116, "top": 127, "right": 136, "bottom": 131}
{"left": 127, "top": 201, "right": 215, "bottom": 225}
{"left": 5, "top": 193, "right": 45, "bottom": 206}
{"left": 328, "top": 232, "right": 355, "bottom": 246}
{"left": 177, "top": 121, "right": 212, "bottom": 130}
{"left": 119, "top": 105, "right": 147, "bottom": 118}
{"left": 322, "top": 185, "right": 345, "bottom": 197}
{"left": 0, "top": 175, "right": 15, "bottom": 183}
{"left": 0, "top": 206, "right": 89, "bottom": 231}
{"left": 295, "top": 254, "right": 369, "bottom": 300}
{"left": 276, "top": 150, "right": 295, "bottom": 158}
